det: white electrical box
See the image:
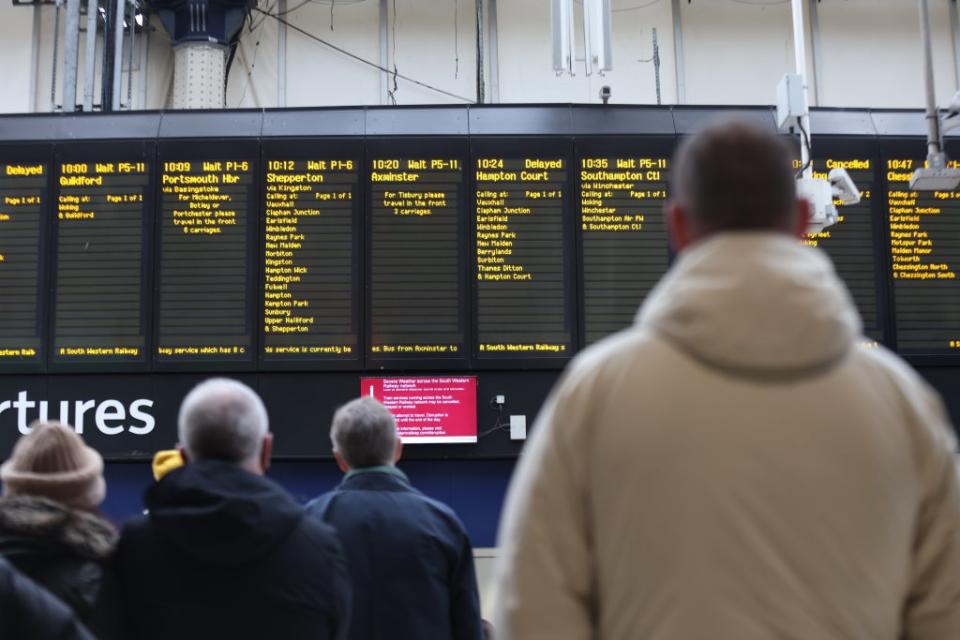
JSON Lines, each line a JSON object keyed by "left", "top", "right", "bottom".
{"left": 910, "top": 166, "right": 960, "bottom": 191}
{"left": 510, "top": 415, "right": 527, "bottom": 440}
{"left": 776, "top": 73, "right": 808, "bottom": 133}
{"left": 797, "top": 177, "right": 837, "bottom": 234}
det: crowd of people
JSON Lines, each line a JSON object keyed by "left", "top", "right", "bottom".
{"left": 0, "top": 381, "right": 485, "bottom": 640}
{"left": 1, "top": 120, "right": 960, "bottom": 639}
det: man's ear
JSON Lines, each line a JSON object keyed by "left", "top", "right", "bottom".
{"left": 259, "top": 433, "right": 274, "bottom": 474}
{"left": 666, "top": 201, "right": 692, "bottom": 252}
{"left": 793, "top": 197, "right": 812, "bottom": 239}
{"left": 393, "top": 439, "right": 403, "bottom": 464}
{"left": 176, "top": 444, "right": 189, "bottom": 464}
{"left": 333, "top": 451, "right": 350, "bottom": 474}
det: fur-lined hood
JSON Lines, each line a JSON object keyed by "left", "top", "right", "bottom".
{"left": 0, "top": 495, "right": 117, "bottom": 559}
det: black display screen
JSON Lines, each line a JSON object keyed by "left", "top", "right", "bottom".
{"left": 882, "top": 140, "right": 960, "bottom": 354}
{"left": 51, "top": 142, "right": 152, "bottom": 368}
{"left": 366, "top": 139, "right": 468, "bottom": 366}
{"left": 155, "top": 141, "right": 257, "bottom": 367}
{"left": 807, "top": 139, "right": 886, "bottom": 345}
{"left": 472, "top": 139, "right": 576, "bottom": 362}
{"left": 0, "top": 145, "right": 49, "bottom": 371}
{"left": 4, "top": 107, "right": 960, "bottom": 460}
{"left": 576, "top": 137, "right": 672, "bottom": 345}
{"left": 259, "top": 140, "right": 362, "bottom": 368}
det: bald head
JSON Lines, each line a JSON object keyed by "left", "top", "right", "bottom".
{"left": 178, "top": 378, "right": 269, "bottom": 469}
{"left": 669, "top": 118, "right": 801, "bottom": 242}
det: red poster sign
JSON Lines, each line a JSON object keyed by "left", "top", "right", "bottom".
{"left": 359, "top": 376, "right": 478, "bottom": 444}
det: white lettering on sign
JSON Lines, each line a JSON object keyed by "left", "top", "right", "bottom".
{"left": 0, "top": 391, "right": 155, "bottom": 435}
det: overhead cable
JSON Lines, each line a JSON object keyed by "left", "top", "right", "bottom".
{"left": 725, "top": 0, "right": 790, "bottom": 5}
{"left": 253, "top": 6, "right": 474, "bottom": 102}
{"left": 573, "top": 0, "right": 661, "bottom": 13}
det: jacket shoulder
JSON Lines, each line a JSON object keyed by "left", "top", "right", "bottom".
{"left": 296, "top": 510, "right": 338, "bottom": 539}
{"left": 853, "top": 345, "right": 957, "bottom": 451}
{"left": 418, "top": 493, "right": 468, "bottom": 529}
{"left": 0, "top": 558, "right": 93, "bottom": 640}
{"left": 315, "top": 483, "right": 469, "bottom": 541}
{"left": 857, "top": 345, "right": 930, "bottom": 383}
{"left": 545, "top": 327, "right": 666, "bottom": 424}
{"left": 116, "top": 514, "right": 157, "bottom": 565}
{"left": 290, "top": 512, "right": 346, "bottom": 562}
{"left": 283, "top": 514, "right": 351, "bottom": 608}
{"left": 856, "top": 346, "right": 945, "bottom": 411}
{"left": 118, "top": 514, "right": 150, "bottom": 542}
{"left": 304, "top": 491, "right": 334, "bottom": 516}
{"left": 562, "top": 327, "right": 663, "bottom": 389}
{"left": 390, "top": 489, "right": 471, "bottom": 541}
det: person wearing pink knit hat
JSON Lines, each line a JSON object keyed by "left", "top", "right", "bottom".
{"left": 0, "top": 421, "right": 122, "bottom": 639}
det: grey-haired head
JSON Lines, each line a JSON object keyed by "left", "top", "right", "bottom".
{"left": 330, "top": 397, "right": 400, "bottom": 470}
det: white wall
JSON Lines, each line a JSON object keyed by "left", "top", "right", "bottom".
{"left": 497, "top": 0, "right": 675, "bottom": 104}
{"left": 817, "top": 0, "right": 957, "bottom": 108}
{"left": 0, "top": 2, "right": 37, "bottom": 113}
{"left": 226, "top": 0, "right": 479, "bottom": 108}
{"left": 3, "top": 0, "right": 960, "bottom": 114}
{"left": 680, "top": 0, "right": 795, "bottom": 105}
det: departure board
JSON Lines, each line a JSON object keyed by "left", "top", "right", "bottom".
{"left": 51, "top": 144, "right": 151, "bottom": 366}
{"left": 804, "top": 148, "right": 884, "bottom": 344}
{"left": 473, "top": 141, "right": 575, "bottom": 361}
{"left": 156, "top": 143, "right": 257, "bottom": 366}
{"left": 367, "top": 140, "right": 467, "bottom": 364}
{"left": 0, "top": 147, "right": 48, "bottom": 369}
{"left": 577, "top": 138, "right": 672, "bottom": 345}
{"left": 884, "top": 146, "right": 960, "bottom": 354}
{"left": 260, "top": 141, "right": 361, "bottom": 367}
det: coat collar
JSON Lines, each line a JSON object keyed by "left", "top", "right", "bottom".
{"left": 340, "top": 466, "right": 413, "bottom": 492}
{"left": 344, "top": 465, "right": 408, "bottom": 482}
{"left": 0, "top": 495, "right": 116, "bottom": 559}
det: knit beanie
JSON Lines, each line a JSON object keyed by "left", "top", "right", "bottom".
{"left": 0, "top": 421, "right": 106, "bottom": 511}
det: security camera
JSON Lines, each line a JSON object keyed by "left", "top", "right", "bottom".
{"left": 828, "top": 168, "right": 860, "bottom": 206}
{"left": 943, "top": 89, "right": 960, "bottom": 133}
{"left": 948, "top": 89, "right": 960, "bottom": 112}
{"left": 798, "top": 177, "right": 838, "bottom": 234}
{"left": 599, "top": 85, "right": 611, "bottom": 105}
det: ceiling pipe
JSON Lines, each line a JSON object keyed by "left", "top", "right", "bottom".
{"left": 476, "top": 0, "right": 484, "bottom": 103}
{"left": 82, "top": 0, "right": 98, "bottom": 110}
{"left": 790, "top": 0, "right": 812, "bottom": 179}
{"left": 61, "top": 0, "right": 81, "bottom": 111}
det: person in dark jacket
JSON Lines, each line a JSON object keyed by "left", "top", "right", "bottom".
{"left": 306, "top": 397, "right": 483, "bottom": 640}
{"left": 0, "top": 421, "right": 122, "bottom": 639}
{"left": 117, "top": 378, "right": 352, "bottom": 640}
{"left": 0, "top": 555, "right": 94, "bottom": 640}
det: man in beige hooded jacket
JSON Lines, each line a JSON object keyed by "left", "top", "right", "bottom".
{"left": 493, "top": 120, "right": 960, "bottom": 640}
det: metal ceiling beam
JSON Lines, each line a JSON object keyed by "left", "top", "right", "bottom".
{"left": 487, "top": 0, "right": 499, "bottom": 102}
{"left": 379, "top": 0, "right": 389, "bottom": 104}
{"left": 671, "top": 0, "right": 685, "bottom": 104}
{"left": 61, "top": 0, "right": 81, "bottom": 111}
{"left": 807, "top": 0, "right": 823, "bottom": 105}
{"left": 82, "top": 0, "right": 98, "bottom": 110}
{"left": 950, "top": 0, "right": 960, "bottom": 90}
{"left": 277, "top": 0, "right": 287, "bottom": 107}
{"left": 476, "top": 0, "right": 484, "bottom": 103}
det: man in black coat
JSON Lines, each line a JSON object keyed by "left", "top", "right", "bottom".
{"left": 306, "top": 397, "right": 483, "bottom": 640}
{"left": 0, "top": 555, "right": 93, "bottom": 640}
{"left": 117, "top": 378, "right": 352, "bottom": 640}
